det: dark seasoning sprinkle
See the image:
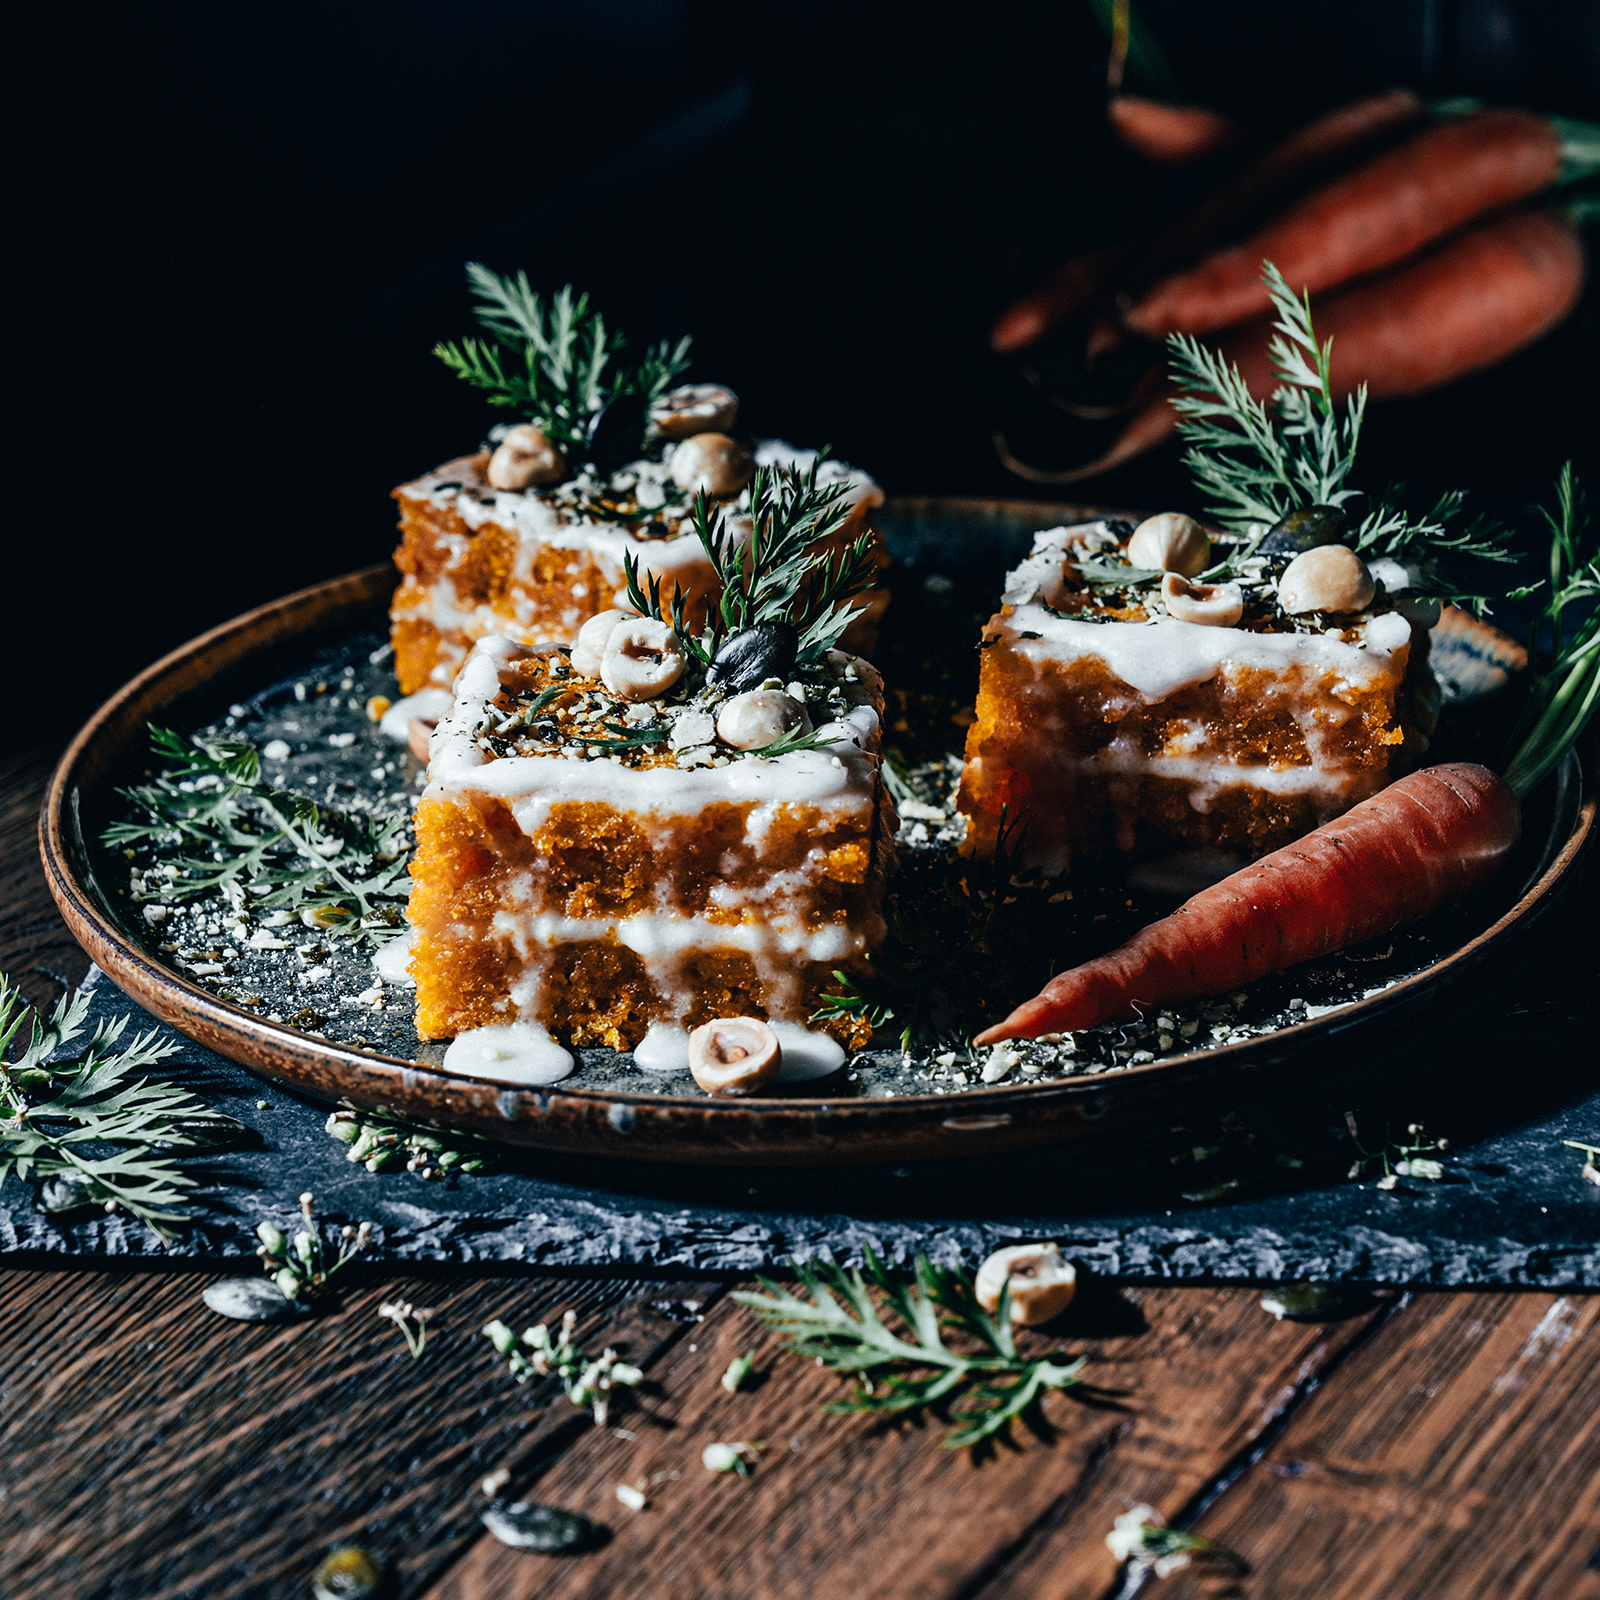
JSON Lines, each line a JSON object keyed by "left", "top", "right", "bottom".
{"left": 102, "top": 611, "right": 1431, "bottom": 1103}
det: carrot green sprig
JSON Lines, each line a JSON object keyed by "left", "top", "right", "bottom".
{"left": 1503, "top": 463, "right": 1599, "bottom": 798}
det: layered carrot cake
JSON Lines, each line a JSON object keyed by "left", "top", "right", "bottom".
{"left": 406, "top": 460, "right": 895, "bottom": 1059}
{"left": 389, "top": 267, "right": 887, "bottom": 696}
{"left": 959, "top": 510, "right": 1440, "bottom": 874}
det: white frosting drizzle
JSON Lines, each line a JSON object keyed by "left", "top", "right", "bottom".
{"left": 1001, "top": 603, "right": 1412, "bottom": 703}
{"left": 751, "top": 440, "right": 885, "bottom": 510}
{"left": 441, "top": 1022, "right": 575, "bottom": 1086}
{"left": 379, "top": 688, "right": 455, "bottom": 744}
{"left": 633, "top": 1023, "right": 692, "bottom": 1074}
{"left": 769, "top": 1022, "right": 847, "bottom": 1082}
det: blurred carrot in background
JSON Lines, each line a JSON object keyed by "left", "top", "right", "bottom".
{"left": 1106, "top": 95, "right": 1243, "bottom": 164}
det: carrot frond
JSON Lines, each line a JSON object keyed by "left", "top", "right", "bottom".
{"left": 1504, "top": 463, "right": 1600, "bottom": 799}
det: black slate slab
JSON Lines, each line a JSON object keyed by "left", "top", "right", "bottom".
{"left": 5, "top": 855, "right": 1597, "bottom": 1284}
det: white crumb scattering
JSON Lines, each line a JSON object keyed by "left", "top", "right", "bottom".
{"left": 300, "top": 965, "right": 332, "bottom": 985}
{"left": 249, "top": 930, "right": 290, "bottom": 950}
{"left": 186, "top": 962, "right": 225, "bottom": 976}
{"left": 615, "top": 1484, "right": 647, "bottom": 1512}
{"left": 328, "top": 733, "right": 357, "bottom": 749}
{"left": 262, "top": 740, "right": 292, "bottom": 762}
{"left": 981, "top": 1045, "right": 1019, "bottom": 1083}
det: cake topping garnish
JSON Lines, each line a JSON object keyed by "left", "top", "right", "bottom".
{"left": 688, "top": 1017, "right": 781, "bottom": 1096}
{"left": 598, "top": 618, "right": 687, "bottom": 701}
{"left": 1126, "top": 512, "right": 1211, "bottom": 576}
{"left": 434, "top": 262, "right": 691, "bottom": 474}
{"left": 669, "top": 432, "right": 755, "bottom": 498}
{"left": 1278, "top": 545, "right": 1376, "bottom": 614}
{"left": 716, "top": 689, "right": 811, "bottom": 750}
{"left": 1259, "top": 503, "right": 1349, "bottom": 554}
{"left": 1160, "top": 573, "right": 1244, "bottom": 627}
{"left": 708, "top": 619, "right": 798, "bottom": 693}
{"left": 569, "top": 609, "right": 633, "bottom": 678}
{"left": 651, "top": 382, "right": 739, "bottom": 440}
{"left": 486, "top": 423, "right": 565, "bottom": 490}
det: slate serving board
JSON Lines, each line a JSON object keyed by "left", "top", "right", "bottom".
{"left": 5, "top": 884, "right": 1596, "bottom": 1284}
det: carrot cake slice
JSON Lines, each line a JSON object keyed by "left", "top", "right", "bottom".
{"left": 389, "top": 265, "right": 886, "bottom": 696}
{"left": 958, "top": 509, "right": 1440, "bottom": 875}
{"left": 405, "top": 459, "right": 895, "bottom": 1063}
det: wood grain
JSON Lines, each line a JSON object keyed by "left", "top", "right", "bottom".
{"left": 0, "top": 1268, "right": 722, "bottom": 1600}
{"left": 1163, "top": 1290, "right": 1600, "bottom": 1600}
{"left": 421, "top": 1281, "right": 1394, "bottom": 1600}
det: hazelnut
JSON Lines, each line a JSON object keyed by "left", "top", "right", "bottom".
{"left": 1127, "top": 512, "right": 1211, "bottom": 577}
{"left": 486, "top": 424, "right": 565, "bottom": 491}
{"left": 974, "top": 1243, "right": 1077, "bottom": 1327}
{"left": 407, "top": 717, "right": 437, "bottom": 763}
{"left": 1161, "top": 572, "right": 1244, "bottom": 627}
{"left": 715, "top": 689, "right": 810, "bottom": 752}
{"left": 669, "top": 433, "right": 754, "bottom": 498}
{"left": 1279, "top": 545, "right": 1375, "bottom": 615}
{"left": 651, "top": 383, "right": 739, "bottom": 441}
{"left": 600, "top": 617, "right": 687, "bottom": 701}
{"left": 570, "top": 609, "right": 632, "bottom": 678}
{"left": 687, "top": 1017, "right": 781, "bottom": 1096}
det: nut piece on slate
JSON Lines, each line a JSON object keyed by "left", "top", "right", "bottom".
{"left": 688, "top": 1017, "right": 782, "bottom": 1096}
{"left": 407, "top": 717, "right": 437, "bottom": 764}
{"left": 1161, "top": 572, "right": 1244, "bottom": 627}
{"left": 1127, "top": 512, "right": 1210, "bottom": 577}
{"left": 716, "top": 689, "right": 810, "bottom": 752}
{"left": 1259, "top": 503, "right": 1349, "bottom": 555}
{"left": 486, "top": 424, "right": 566, "bottom": 491}
{"left": 651, "top": 382, "right": 739, "bottom": 440}
{"left": 975, "top": 1243, "right": 1078, "bottom": 1327}
{"left": 600, "top": 617, "right": 687, "bottom": 701}
{"left": 1278, "top": 545, "right": 1375, "bottom": 615}
{"left": 669, "top": 432, "right": 755, "bottom": 498}
{"left": 571, "top": 609, "right": 633, "bottom": 678}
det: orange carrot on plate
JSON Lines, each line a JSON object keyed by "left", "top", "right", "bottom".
{"left": 974, "top": 764, "right": 1522, "bottom": 1042}
{"left": 1123, "top": 107, "right": 1585, "bottom": 340}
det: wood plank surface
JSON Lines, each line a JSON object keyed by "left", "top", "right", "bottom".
{"left": 0, "top": 1267, "right": 724, "bottom": 1600}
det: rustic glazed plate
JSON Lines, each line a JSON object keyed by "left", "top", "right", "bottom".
{"left": 41, "top": 498, "right": 1594, "bottom": 1166}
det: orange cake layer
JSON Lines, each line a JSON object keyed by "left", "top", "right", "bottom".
{"left": 959, "top": 521, "right": 1438, "bottom": 873}
{"left": 391, "top": 441, "right": 888, "bottom": 693}
{"left": 406, "top": 636, "right": 894, "bottom": 1049}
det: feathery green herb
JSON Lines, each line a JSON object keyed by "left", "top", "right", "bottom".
{"left": 105, "top": 728, "right": 410, "bottom": 948}
{"left": 0, "top": 974, "right": 213, "bottom": 1241}
{"left": 735, "top": 1253, "right": 1085, "bottom": 1449}
{"left": 1503, "top": 463, "right": 1599, "bottom": 797}
{"left": 434, "top": 263, "right": 691, "bottom": 455}
{"left": 1170, "top": 262, "right": 1513, "bottom": 599}
{"left": 625, "top": 457, "right": 878, "bottom": 668}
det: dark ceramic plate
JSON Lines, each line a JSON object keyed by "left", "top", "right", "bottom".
{"left": 41, "top": 498, "right": 1594, "bottom": 1166}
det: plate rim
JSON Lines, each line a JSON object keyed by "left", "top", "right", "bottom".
{"left": 38, "top": 510, "right": 1596, "bottom": 1166}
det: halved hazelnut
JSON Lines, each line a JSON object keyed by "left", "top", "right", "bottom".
{"left": 600, "top": 618, "right": 687, "bottom": 701}
{"left": 1278, "top": 545, "right": 1375, "bottom": 615}
{"left": 1127, "top": 512, "right": 1210, "bottom": 577}
{"left": 715, "top": 689, "right": 810, "bottom": 752}
{"left": 486, "top": 424, "right": 566, "bottom": 491}
{"left": 687, "top": 1017, "right": 781, "bottom": 1096}
{"left": 1162, "top": 572, "right": 1243, "bottom": 627}
{"left": 669, "top": 433, "right": 754, "bottom": 498}
{"left": 975, "top": 1243, "right": 1077, "bottom": 1327}
{"left": 651, "top": 383, "right": 739, "bottom": 441}
{"left": 407, "top": 717, "right": 437, "bottom": 763}
{"left": 571, "top": 609, "right": 633, "bottom": 679}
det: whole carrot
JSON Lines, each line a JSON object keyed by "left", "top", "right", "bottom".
{"left": 1124, "top": 108, "right": 1573, "bottom": 339}
{"left": 1030, "top": 208, "right": 1585, "bottom": 483}
{"left": 974, "top": 764, "right": 1521, "bottom": 1043}
{"left": 1107, "top": 95, "right": 1244, "bottom": 165}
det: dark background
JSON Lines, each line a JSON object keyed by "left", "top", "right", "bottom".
{"left": 17, "top": 0, "right": 1599, "bottom": 740}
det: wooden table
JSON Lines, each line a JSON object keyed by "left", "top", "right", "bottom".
{"left": 3, "top": 743, "right": 1597, "bottom": 1600}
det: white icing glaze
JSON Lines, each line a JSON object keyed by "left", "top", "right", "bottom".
{"left": 1002, "top": 522, "right": 1108, "bottom": 606}
{"left": 441, "top": 1022, "right": 575, "bottom": 1086}
{"left": 1002, "top": 603, "right": 1412, "bottom": 703}
{"left": 751, "top": 440, "right": 884, "bottom": 510}
{"left": 769, "top": 1022, "right": 847, "bottom": 1082}
{"left": 633, "top": 1023, "right": 692, "bottom": 1074}
{"left": 371, "top": 928, "right": 417, "bottom": 987}
{"left": 379, "top": 688, "right": 455, "bottom": 744}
